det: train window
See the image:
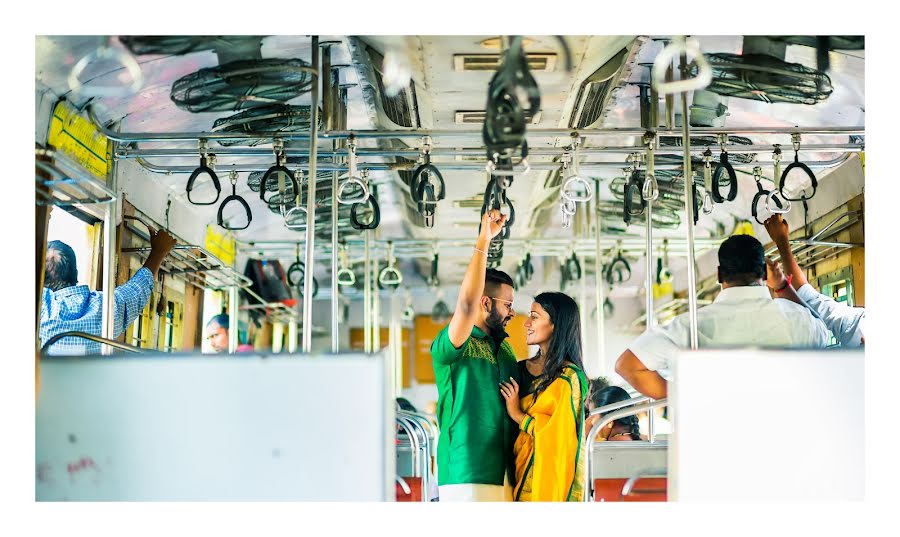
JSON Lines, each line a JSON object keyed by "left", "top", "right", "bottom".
{"left": 46, "top": 208, "right": 95, "bottom": 287}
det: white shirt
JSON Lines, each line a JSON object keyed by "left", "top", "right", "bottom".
{"left": 796, "top": 283, "right": 865, "bottom": 347}
{"left": 629, "top": 285, "right": 829, "bottom": 374}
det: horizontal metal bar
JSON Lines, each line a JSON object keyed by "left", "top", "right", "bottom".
{"left": 120, "top": 143, "right": 862, "bottom": 160}
{"left": 41, "top": 331, "right": 143, "bottom": 355}
{"left": 87, "top": 108, "right": 864, "bottom": 142}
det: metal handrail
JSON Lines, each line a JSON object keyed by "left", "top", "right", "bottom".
{"left": 41, "top": 331, "right": 143, "bottom": 355}
{"left": 584, "top": 398, "right": 668, "bottom": 502}
{"left": 621, "top": 467, "right": 668, "bottom": 498}
{"left": 396, "top": 414, "right": 430, "bottom": 502}
{"left": 587, "top": 395, "right": 651, "bottom": 418}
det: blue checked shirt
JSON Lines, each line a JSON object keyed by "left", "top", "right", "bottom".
{"left": 40, "top": 268, "right": 154, "bottom": 355}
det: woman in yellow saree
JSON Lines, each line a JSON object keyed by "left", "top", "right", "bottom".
{"left": 499, "top": 292, "right": 589, "bottom": 502}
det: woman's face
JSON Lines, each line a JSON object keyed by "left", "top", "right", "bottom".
{"left": 524, "top": 301, "right": 553, "bottom": 347}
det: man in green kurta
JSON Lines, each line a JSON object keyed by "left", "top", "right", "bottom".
{"left": 431, "top": 209, "right": 520, "bottom": 501}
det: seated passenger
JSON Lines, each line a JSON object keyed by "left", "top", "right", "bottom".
{"left": 615, "top": 234, "right": 828, "bottom": 399}
{"left": 40, "top": 229, "right": 176, "bottom": 355}
{"left": 205, "top": 314, "right": 228, "bottom": 353}
{"left": 764, "top": 215, "right": 865, "bottom": 347}
{"left": 585, "top": 386, "right": 642, "bottom": 442}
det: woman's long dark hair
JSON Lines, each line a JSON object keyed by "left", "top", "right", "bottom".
{"left": 529, "top": 292, "right": 586, "bottom": 405}
{"left": 590, "top": 386, "right": 641, "bottom": 440}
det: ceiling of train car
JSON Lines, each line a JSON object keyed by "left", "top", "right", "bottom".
{"left": 35, "top": 35, "right": 865, "bottom": 292}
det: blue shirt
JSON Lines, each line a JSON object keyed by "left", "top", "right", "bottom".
{"left": 796, "top": 283, "right": 866, "bottom": 347}
{"left": 40, "top": 268, "right": 154, "bottom": 355}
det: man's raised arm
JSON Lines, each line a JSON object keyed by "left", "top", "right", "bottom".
{"left": 447, "top": 209, "right": 506, "bottom": 347}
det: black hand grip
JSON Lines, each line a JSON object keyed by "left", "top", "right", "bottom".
{"left": 297, "top": 276, "right": 319, "bottom": 298}
{"left": 605, "top": 255, "right": 631, "bottom": 285}
{"left": 623, "top": 171, "right": 646, "bottom": 224}
{"left": 259, "top": 165, "right": 299, "bottom": 205}
{"left": 416, "top": 181, "right": 438, "bottom": 220}
{"left": 186, "top": 156, "right": 221, "bottom": 206}
{"left": 412, "top": 162, "right": 446, "bottom": 203}
{"left": 751, "top": 181, "right": 783, "bottom": 225}
{"left": 778, "top": 153, "right": 818, "bottom": 202}
{"left": 711, "top": 152, "right": 738, "bottom": 203}
{"left": 692, "top": 181, "right": 700, "bottom": 226}
{"left": 350, "top": 194, "right": 381, "bottom": 230}
{"left": 217, "top": 193, "right": 252, "bottom": 230}
{"left": 566, "top": 253, "right": 582, "bottom": 281}
{"left": 287, "top": 261, "right": 305, "bottom": 287}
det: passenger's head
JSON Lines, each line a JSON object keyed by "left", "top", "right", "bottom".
{"left": 480, "top": 268, "right": 515, "bottom": 335}
{"left": 525, "top": 292, "right": 585, "bottom": 400}
{"left": 206, "top": 314, "right": 229, "bottom": 353}
{"left": 585, "top": 386, "right": 641, "bottom": 440}
{"left": 717, "top": 234, "right": 766, "bottom": 288}
{"left": 44, "top": 240, "right": 78, "bottom": 291}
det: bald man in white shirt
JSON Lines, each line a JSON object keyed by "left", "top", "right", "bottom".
{"left": 615, "top": 234, "right": 829, "bottom": 399}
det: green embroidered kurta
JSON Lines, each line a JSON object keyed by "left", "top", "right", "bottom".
{"left": 431, "top": 325, "right": 520, "bottom": 486}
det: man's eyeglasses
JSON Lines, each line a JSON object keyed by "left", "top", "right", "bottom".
{"left": 488, "top": 296, "right": 515, "bottom": 311}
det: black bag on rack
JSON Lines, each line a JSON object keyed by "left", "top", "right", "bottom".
{"left": 242, "top": 259, "right": 296, "bottom": 307}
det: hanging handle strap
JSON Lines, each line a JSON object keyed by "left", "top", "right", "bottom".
{"left": 711, "top": 151, "right": 738, "bottom": 203}
{"left": 350, "top": 193, "right": 381, "bottom": 230}
{"left": 778, "top": 135, "right": 818, "bottom": 202}
{"left": 216, "top": 175, "right": 252, "bottom": 231}
{"left": 651, "top": 37, "right": 712, "bottom": 95}
{"left": 186, "top": 152, "right": 222, "bottom": 206}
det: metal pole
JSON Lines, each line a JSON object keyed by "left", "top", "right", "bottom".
{"left": 302, "top": 36, "right": 320, "bottom": 353}
{"left": 390, "top": 295, "right": 402, "bottom": 397}
{"left": 679, "top": 44, "right": 700, "bottom": 351}
{"left": 579, "top": 253, "right": 588, "bottom": 354}
{"left": 324, "top": 47, "right": 341, "bottom": 354}
{"left": 228, "top": 286, "right": 238, "bottom": 354}
{"left": 593, "top": 179, "right": 606, "bottom": 375}
{"left": 288, "top": 319, "right": 298, "bottom": 353}
{"left": 364, "top": 231, "right": 372, "bottom": 353}
{"left": 100, "top": 145, "right": 119, "bottom": 354}
{"left": 373, "top": 249, "right": 381, "bottom": 351}
{"left": 125, "top": 143, "right": 861, "bottom": 160}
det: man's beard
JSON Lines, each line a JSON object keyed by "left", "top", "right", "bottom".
{"left": 485, "top": 302, "right": 512, "bottom": 342}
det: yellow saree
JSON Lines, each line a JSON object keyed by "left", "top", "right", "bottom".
{"left": 513, "top": 364, "right": 588, "bottom": 502}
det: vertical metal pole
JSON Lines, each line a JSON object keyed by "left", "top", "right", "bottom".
{"left": 644, "top": 133, "right": 656, "bottom": 335}
{"left": 288, "top": 319, "right": 298, "bottom": 353}
{"left": 373, "top": 248, "right": 381, "bottom": 351}
{"left": 390, "top": 295, "right": 401, "bottom": 397}
{"left": 228, "top": 286, "right": 238, "bottom": 353}
{"left": 579, "top": 253, "right": 588, "bottom": 352}
{"left": 101, "top": 145, "right": 119, "bottom": 354}
{"left": 593, "top": 179, "right": 606, "bottom": 375}
{"left": 302, "top": 36, "right": 320, "bottom": 353}
{"left": 679, "top": 46, "right": 700, "bottom": 350}
{"left": 364, "top": 231, "right": 372, "bottom": 353}
{"left": 323, "top": 45, "right": 340, "bottom": 354}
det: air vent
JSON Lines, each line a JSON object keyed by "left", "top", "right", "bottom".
{"left": 453, "top": 53, "right": 557, "bottom": 72}
{"left": 569, "top": 47, "right": 630, "bottom": 129}
{"left": 454, "top": 110, "right": 542, "bottom": 124}
{"left": 368, "top": 46, "right": 420, "bottom": 128}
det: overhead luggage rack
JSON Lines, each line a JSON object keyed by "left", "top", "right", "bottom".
{"left": 121, "top": 216, "right": 252, "bottom": 291}
{"left": 765, "top": 209, "right": 863, "bottom": 267}
{"left": 35, "top": 148, "right": 116, "bottom": 207}
{"left": 239, "top": 285, "right": 298, "bottom": 323}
